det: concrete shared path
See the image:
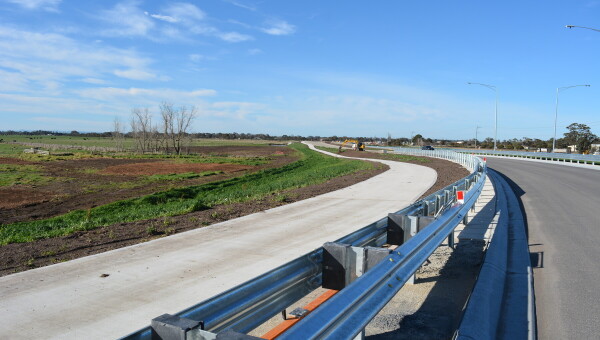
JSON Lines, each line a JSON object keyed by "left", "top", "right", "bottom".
{"left": 0, "top": 143, "right": 436, "bottom": 339}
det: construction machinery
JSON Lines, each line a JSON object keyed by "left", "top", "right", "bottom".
{"left": 340, "top": 139, "right": 365, "bottom": 152}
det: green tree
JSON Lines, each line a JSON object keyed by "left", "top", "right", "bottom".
{"left": 563, "top": 123, "right": 598, "bottom": 154}
{"left": 412, "top": 134, "right": 423, "bottom": 146}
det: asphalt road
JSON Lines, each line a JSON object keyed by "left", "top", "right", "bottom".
{"left": 487, "top": 158, "right": 600, "bottom": 339}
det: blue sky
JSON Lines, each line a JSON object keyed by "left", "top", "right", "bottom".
{"left": 1, "top": 0, "right": 599, "bottom": 140}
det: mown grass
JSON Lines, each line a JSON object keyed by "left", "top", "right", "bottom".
{"left": 0, "top": 143, "right": 373, "bottom": 244}
{"left": 0, "top": 164, "right": 52, "bottom": 187}
{"left": 315, "top": 146, "right": 431, "bottom": 163}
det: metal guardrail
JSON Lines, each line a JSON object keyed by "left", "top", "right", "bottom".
{"left": 121, "top": 149, "right": 486, "bottom": 340}
{"left": 456, "top": 148, "right": 600, "bottom": 164}
{"left": 381, "top": 146, "right": 600, "bottom": 164}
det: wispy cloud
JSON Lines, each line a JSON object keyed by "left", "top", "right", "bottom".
{"left": 0, "top": 26, "right": 159, "bottom": 92}
{"left": 260, "top": 20, "right": 296, "bottom": 36}
{"left": 218, "top": 31, "right": 253, "bottom": 42}
{"left": 6, "top": 0, "right": 61, "bottom": 12}
{"left": 148, "top": 13, "right": 178, "bottom": 23}
{"left": 75, "top": 87, "right": 217, "bottom": 102}
{"left": 210, "top": 101, "right": 264, "bottom": 119}
{"left": 100, "top": 1, "right": 154, "bottom": 37}
{"left": 222, "top": 0, "right": 257, "bottom": 12}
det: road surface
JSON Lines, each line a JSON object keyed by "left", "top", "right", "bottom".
{"left": 488, "top": 158, "right": 600, "bottom": 339}
{"left": 0, "top": 149, "right": 436, "bottom": 339}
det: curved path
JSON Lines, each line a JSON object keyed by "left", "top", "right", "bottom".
{"left": 0, "top": 145, "right": 436, "bottom": 339}
{"left": 487, "top": 158, "right": 600, "bottom": 339}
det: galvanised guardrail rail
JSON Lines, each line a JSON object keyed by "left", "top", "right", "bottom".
{"left": 121, "top": 150, "right": 486, "bottom": 340}
{"left": 456, "top": 148, "right": 600, "bottom": 165}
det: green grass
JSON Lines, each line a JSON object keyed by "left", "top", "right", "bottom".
{"left": 315, "top": 146, "right": 431, "bottom": 163}
{"left": 146, "top": 171, "right": 222, "bottom": 181}
{"left": 0, "top": 143, "right": 373, "bottom": 244}
{"left": 1, "top": 135, "right": 279, "bottom": 150}
{"left": 119, "top": 153, "right": 271, "bottom": 166}
{"left": 0, "top": 164, "right": 52, "bottom": 187}
{"left": 0, "top": 143, "right": 28, "bottom": 156}
{"left": 1, "top": 135, "right": 134, "bottom": 148}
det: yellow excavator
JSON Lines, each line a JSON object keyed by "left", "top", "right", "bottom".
{"left": 339, "top": 139, "right": 365, "bottom": 152}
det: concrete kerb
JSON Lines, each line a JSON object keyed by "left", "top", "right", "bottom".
{"left": 456, "top": 169, "right": 536, "bottom": 340}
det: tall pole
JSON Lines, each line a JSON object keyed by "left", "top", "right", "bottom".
{"left": 468, "top": 82, "right": 498, "bottom": 151}
{"left": 475, "top": 125, "right": 481, "bottom": 148}
{"left": 566, "top": 25, "right": 600, "bottom": 32}
{"left": 494, "top": 89, "right": 498, "bottom": 151}
{"left": 553, "top": 85, "right": 591, "bottom": 151}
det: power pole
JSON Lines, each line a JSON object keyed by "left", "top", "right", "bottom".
{"left": 475, "top": 126, "right": 481, "bottom": 148}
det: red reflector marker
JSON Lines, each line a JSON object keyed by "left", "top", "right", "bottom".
{"left": 457, "top": 190, "right": 465, "bottom": 204}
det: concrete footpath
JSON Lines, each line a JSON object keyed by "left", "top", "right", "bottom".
{"left": 0, "top": 144, "right": 436, "bottom": 339}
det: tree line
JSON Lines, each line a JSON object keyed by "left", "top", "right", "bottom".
{"left": 2, "top": 119, "right": 597, "bottom": 154}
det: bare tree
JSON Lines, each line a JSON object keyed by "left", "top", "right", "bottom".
{"left": 160, "top": 102, "right": 197, "bottom": 155}
{"left": 112, "top": 117, "right": 125, "bottom": 152}
{"left": 130, "top": 107, "right": 153, "bottom": 154}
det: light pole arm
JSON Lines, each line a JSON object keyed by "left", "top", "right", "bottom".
{"left": 566, "top": 25, "right": 600, "bottom": 32}
{"left": 552, "top": 85, "right": 590, "bottom": 151}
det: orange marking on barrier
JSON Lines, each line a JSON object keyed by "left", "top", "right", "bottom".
{"left": 261, "top": 289, "right": 339, "bottom": 339}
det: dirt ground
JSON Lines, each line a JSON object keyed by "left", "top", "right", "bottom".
{"left": 0, "top": 146, "right": 467, "bottom": 276}
{"left": 0, "top": 146, "right": 295, "bottom": 225}
{"left": 335, "top": 149, "right": 469, "bottom": 199}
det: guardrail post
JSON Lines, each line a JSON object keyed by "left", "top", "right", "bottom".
{"left": 322, "top": 243, "right": 392, "bottom": 290}
{"left": 387, "top": 214, "right": 434, "bottom": 284}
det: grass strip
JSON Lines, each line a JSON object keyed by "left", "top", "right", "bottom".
{"left": 0, "top": 143, "right": 373, "bottom": 244}
{"left": 315, "top": 146, "right": 431, "bottom": 163}
{"left": 0, "top": 164, "right": 52, "bottom": 187}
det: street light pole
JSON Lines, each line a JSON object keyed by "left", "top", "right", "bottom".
{"left": 468, "top": 82, "right": 498, "bottom": 151}
{"left": 553, "top": 85, "right": 591, "bottom": 151}
{"left": 475, "top": 125, "right": 481, "bottom": 148}
{"left": 566, "top": 25, "right": 600, "bottom": 32}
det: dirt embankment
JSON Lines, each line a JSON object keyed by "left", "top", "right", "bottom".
{"left": 333, "top": 149, "right": 470, "bottom": 198}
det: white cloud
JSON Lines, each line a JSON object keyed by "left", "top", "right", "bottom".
{"left": 95, "top": 2, "right": 257, "bottom": 43}
{"left": 261, "top": 20, "right": 296, "bottom": 36}
{"left": 218, "top": 31, "right": 253, "bottom": 42}
{"left": 100, "top": 1, "right": 154, "bottom": 37}
{"left": 113, "top": 69, "right": 157, "bottom": 81}
{"left": 223, "top": 0, "right": 257, "bottom": 12}
{"left": 81, "top": 78, "right": 108, "bottom": 85}
{"left": 189, "top": 54, "right": 214, "bottom": 62}
{"left": 75, "top": 87, "right": 217, "bottom": 102}
{"left": 163, "top": 2, "right": 206, "bottom": 23}
{"left": 6, "top": 0, "right": 61, "bottom": 11}
{"left": 149, "top": 13, "right": 179, "bottom": 23}
{"left": 0, "top": 26, "right": 159, "bottom": 91}
{"left": 248, "top": 48, "right": 262, "bottom": 55}
{"left": 209, "top": 101, "right": 264, "bottom": 119}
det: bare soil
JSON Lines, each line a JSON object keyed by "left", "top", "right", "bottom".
{"left": 0, "top": 146, "right": 295, "bottom": 225}
{"left": 0, "top": 146, "right": 467, "bottom": 276}
{"left": 336, "top": 149, "right": 470, "bottom": 199}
